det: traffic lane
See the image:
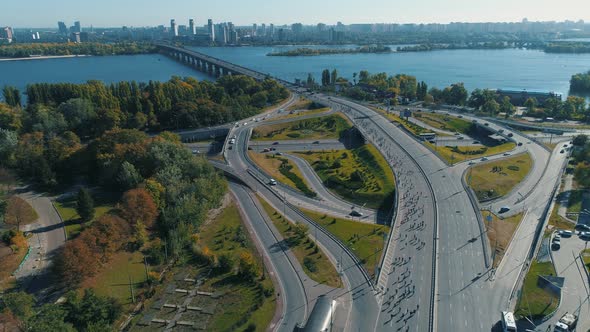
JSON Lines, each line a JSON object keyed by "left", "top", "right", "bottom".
{"left": 539, "top": 234, "right": 590, "bottom": 331}
{"left": 246, "top": 173, "right": 380, "bottom": 332}
{"left": 328, "top": 96, "right": 495, "bottom": 331}
{"left": 248, "top": 142, "right": 346, "bottom": 153}
{"left": 227, "top": 128, "right": 380, "bottom": 331}
{"left": 230, "top": 183, "right": 308, "bottom": 331}
{"left": 231, "top": 127, "right": 377, "bottom": 222}
{"left": 282, "top": 153, "right": 378, "bottom": 222}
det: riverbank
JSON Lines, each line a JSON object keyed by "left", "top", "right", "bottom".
{"left": 268, "top": 46, "right": 392, "bottom": 56}
{"left": 0, "top": 54, "right": 91, "bottom": 62}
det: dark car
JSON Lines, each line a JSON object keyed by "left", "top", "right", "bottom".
{"left": 272, "top": 142, "right": 279, "bottom": 145}
{"left": 350, "top": 210, "right": 363, "bottom": 217}
{"left": 517, "top": 142, "right": 523, "bottom": 146}
{"left": 313, "top": 141, "right": 320, "bottom": 144}
{"left": 507, "top": 133, "right": 514, "bottom": 137}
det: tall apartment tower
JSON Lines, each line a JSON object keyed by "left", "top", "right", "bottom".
{"left": 170, "top": 19, "right": 178, "bottom": 37}
{"left": 189, "top": 19, "right": 196, "bottom": 35}
{"left": 207, "top": 19, "right": 215, "bottom": 41}
{"left": 58, "top": 21, "right": 68, "bottom": 35}
{"left": 74, "top": 21, "right": 81, "bottom": 33}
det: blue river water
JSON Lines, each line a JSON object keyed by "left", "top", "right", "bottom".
{"left": 189, "top": 46, "right": 590, "bottom": 97}
{"left": 0, "top": 54, "right": 210, "bottom": 94}
{"left": 0, "top": 47, "right": 589, "bottom": 99}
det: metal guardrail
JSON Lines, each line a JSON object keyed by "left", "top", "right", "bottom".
{"left": 461, "top": 171, "right": 492, "bottom": 269}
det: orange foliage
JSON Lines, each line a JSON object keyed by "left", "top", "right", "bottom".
{"left": 120, "top": 188, "right": 159, "bottom": 228}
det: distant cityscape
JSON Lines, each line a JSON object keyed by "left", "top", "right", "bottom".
{"left": 0, "top": 18, "right": 589, "bottom": 45}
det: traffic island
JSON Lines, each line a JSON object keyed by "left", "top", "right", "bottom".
{"left": 466, "top": 153, "right": 533, "bottom": 202}
{"left": 484, "top": 212, "right": 524, "bottom": 267}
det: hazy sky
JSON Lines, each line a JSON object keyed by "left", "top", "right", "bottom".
{"left": 2, "top": 0, "right": 589, "bottom": 28}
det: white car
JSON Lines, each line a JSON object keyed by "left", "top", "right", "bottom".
{"left": 229, "top": 138, "right": 235, "bottom": 144}
{"left": 559, "top": 230, "right": 573, "bottom": 237}
{"left": 269, "top": 178, "right": 277, "bottom": 186}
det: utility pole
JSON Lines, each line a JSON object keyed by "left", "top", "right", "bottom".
{"left": 143, "top": 255, "right": 149, "bottom": 281}
{"left": 128, "top": 273, "right": 135, "bottom": 303}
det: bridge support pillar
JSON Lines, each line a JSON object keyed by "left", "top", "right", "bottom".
{"left": 207, "top": 62, "right": 213, "bottom": 76}
{"left": 222, "top": 68, "right": 229, "bottom": 76}
{"left": 214, "top": 65, "right": 221, "bottom": 78}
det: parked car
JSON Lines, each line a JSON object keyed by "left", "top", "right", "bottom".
{"left": 551, "top": 242, "right": 561, "bottom": 250}
{"left": 576, "top": 224, "right": 590, "bottom": 231}
{"left": 579, "top": 231, "right": 590, "bottom": 240}
{"left": 553, "top": 234, "right": 561, "bottom": 242}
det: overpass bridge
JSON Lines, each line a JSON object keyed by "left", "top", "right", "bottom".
{"left": 156, "top": 43, "right": 293, "bottom": 87}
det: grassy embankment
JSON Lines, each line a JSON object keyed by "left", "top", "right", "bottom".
{"left": 295, "top": 144, "right": 395, "bottom": 210}
{"left": 252, "top": 113, "right": 351, "bottom": 141}
{"left": 413, "top": 112, "right": 472, "bottom": 134}
{"left": 258, "top": 198, "right": 342, "bottom": 288}
{"left": 53, "top": 193, "right": 117, "bottom": 239}
{"left": 466, "top": 153, "right": 533, "bottom": 201}
{"left": 195, "top": 202, "right": 276, "bottom": 331}
{"left": 248, "top": 152, "right": 316, "bottom": 197}
{"left": 515, "top": 260, "right": 559, "bottom": 320}
{"left": 484, "top": 212, "right": 524, "bottom": 268}
{"left": 300, "top": 208, "right": 388, "bottom": 278}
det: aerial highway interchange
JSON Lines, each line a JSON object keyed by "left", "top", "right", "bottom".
{"left": 164, "top": 44, "right": 587, "bottom": 332}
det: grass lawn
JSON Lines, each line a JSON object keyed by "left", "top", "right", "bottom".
{"left": 300, "top": 208, "right": 389, "bottom": 278}
{"left": 515, "top": 260, "right": 559, "bottom": 320}
{"left": 484, "top": 212, "right": 524, "bottom": 267}
{"left": 566, "top": 190, "right": 584, "bottom": 214}
{"left": 80, "top": 250, "right": 148, "bottom": 306}
{"left": 273, "top": 107, "right": 331, "bottom": 121}
{"left": 197, "top": 202, "right": 276, "bottom": 332}
{"left": 0, "top": 234, "right": 28, "bottom": 291}
{"left": 427, "top": 142, "right": 516, "bottom": 165}
{"left": 294, "top": 144, "right": 395, "bottom": 210}
{"left": 252, "top": 113, "right": 351, "bottom": 141}
{"left": 286, "top": 97, "right": 313, "bottom": 112}
{"left": 467, "top": 153, "right": 533, "bottom": 201}
{"left": 258, "top": 198, "right": 342, "bottom": 288}
{"left": 413, "top": 112, "right": 473, "bottom": 134}
{"left": 547, "top": 201, "right": 575, "bottom": 232}
{"left": 53, "top": 193, "right": 117, "bottom": 239}
{"left": 582, "top": 249, "right": 590, "bottom": 274}
{"left": 248, "top": 151, "right": 316, "bottom": 197}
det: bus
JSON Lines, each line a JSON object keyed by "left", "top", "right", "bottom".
{"left": 501, "top": 311, "right": 517, "bottom": 332}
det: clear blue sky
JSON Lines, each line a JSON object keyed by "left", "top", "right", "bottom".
{"left": 2, "top": 0, "right": 589, "bottom": 28}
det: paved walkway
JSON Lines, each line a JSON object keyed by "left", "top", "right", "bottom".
{"left": 14, "top": 190, "right": 65, "bottom": 299}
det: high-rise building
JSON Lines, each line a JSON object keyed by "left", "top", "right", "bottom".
{"left": 170, "top": 19, "right": 178, "bottom": 37}
{"left": 252, "top": 23, "right": 257, "bottom": 36}
{"left": 261, "top": 23, "right": 266, "bottom": 36}
{"left": 189, "top": 19, "right": 196, "bottom": 35}
{"left": 0, "top": 27, "right": 14, "bottom": 43}
{"left": 214, "top": 23, "right": 227, "bottom": 44}
{"left": 74, "top": 21, "right": 81, "bottom": 33}
{"left": 207, "top": 19, "right": 215, "bottom": 41}
{"left": 269, "top": 24, "right": 274, "bottom": 38}
{"left": 58, "top": 21, "right": 68, "bottom": 35}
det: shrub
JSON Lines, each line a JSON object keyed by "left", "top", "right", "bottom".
{"left": 303, "top": 256, "right": 317, "bottom": 272}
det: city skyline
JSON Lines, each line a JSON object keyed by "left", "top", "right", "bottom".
{"left": 1, "top": 0, "right": 589, "bottom": 28}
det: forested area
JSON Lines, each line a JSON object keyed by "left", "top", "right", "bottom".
{"left": 0, "top": 74, "right": 289, "bottom": 330}
{"left": 570, "top": 71, "right": 590, "bottom": 93}
{"left": 0, "top": 42, "right": 156, "bottom": 58}
{"left": 572, "top": 135, "right": 590, "bottom": 188}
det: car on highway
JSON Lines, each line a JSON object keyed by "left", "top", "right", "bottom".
{"left": 192, "top": 149, "right": 200, "bottom": 154}
{"left": 503, "top": 153, "right": 510, "bottom": 156}
{"left": 272, "top": 142, "right": 279, "bottom": 145}
{"left": 350, "top": 210, "right": 363, "bottom": 217}
{"left": 498, "top": 129, "right": 504, "bottom": 133}
{"left": 560, "top": 149, "right": 565, "bottom": 154}
{"left": 458, "top": 115, "right": 463, "bottom": 118}
{"left": 468, "top": 161, "right": 476, "bottom": 165}
{"left": 484, "top": 123, "right": 489, "bottom": 126}
{"left": 517, "top": 142, "right": 523, "bottom": 146}
{"left": 243, "top": 122, "right": 248, "bottom": 126}
{"left": 229, "top": 138, "right": 236, "bottom": 144}
{"left": 275, "top": 152, "right": 283, "bottom": 156}
{"left": 313, "top": 141, "right": 320, "bottom": 144}
{"left": 458, "top": 136, "right": 465, "bottom": 140}
{"left": 473, "top": 140, "right": 480, "bottom": 144}
{"left": 269, "top": 178, "right": 277, "bottom": 186}
{"left": 481, "top": 157, "right": 488, "bottom": 161}
{"left": 507, "top": 133, "right": 514, "bottom": 137}
{"left": 499, "top": 206, "right": 510, "bottom": 214}
{"left": 559, "top": 230, "right": 573, "bottom": 237}
{"left": 263, "top": 148, "right": 270, "bottom": 152}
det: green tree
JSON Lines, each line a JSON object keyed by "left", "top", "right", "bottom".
{"left": 0, "top": 291, "right": 35, "bottom": 321}
{"left": 25, "top": 304, "right": 75, "bottom": 332}
{"left": 482, "top": 99, "right": 500, "bottom": 115}
{"left": 331, "top": 69, "right": 338, "bottom": 86}
{"left": 572, "top": 135, "right": 588, "bottom": 147}
{"left": 76, "top": 188, "right": 95, "bottom": 222}
{"left": 500, "top": 96, "right": 515, "bottom": 115}
{"left": 0, "top": 128, "right": 17, "bottom": 167}
{"left": 321, "top": 69, "right": 331, "bottom": 86}
{"left": 116, "top": 161, "right": 143, "bottom": 191}
{"left": 524, "top": 97, "right": 537, "bottom": 113}
{"left": 2, "top": 86, "right": 22, "bottom": 107}
{"left": 63, "top": 289, "right": 122, "bottom": 331}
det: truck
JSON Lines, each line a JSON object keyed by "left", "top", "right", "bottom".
{"left": 554, "top": 312, "right": 577, "bottom": 332}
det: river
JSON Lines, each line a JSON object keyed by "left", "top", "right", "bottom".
{"left": 189, "top": 45, "right": 590, "bottom": 97}
{"left": 0, "top": 46, "right": 589, "bottom": 99}
{"left": 0, "top": 54, "right": 210, "bottom": 94}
